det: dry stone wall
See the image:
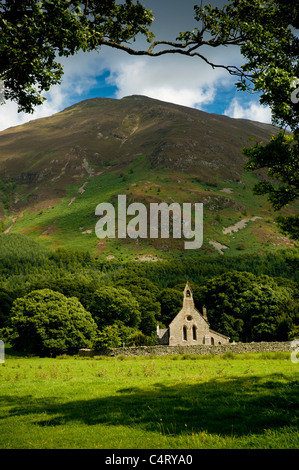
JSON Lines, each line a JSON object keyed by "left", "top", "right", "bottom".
{"left": 79, "top": 341, "right": 294, "bottom": 358}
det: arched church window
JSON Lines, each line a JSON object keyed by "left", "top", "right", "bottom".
{"left": 211, "top": 337, "right": 214, "bottom": 345}
{"left": 186, "top": 290, "right": 191, "bottom": 297}
{"left": 183, "top": 326, "right": 187, "bottom": 341}
{"left": 192, "top": 325, "right": 197, "bottom": 340}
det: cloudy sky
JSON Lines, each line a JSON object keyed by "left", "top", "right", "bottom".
{"left": 0, "top": 0, "right": 272, "bottom": 131}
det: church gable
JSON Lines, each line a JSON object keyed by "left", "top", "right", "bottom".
{"left": 168, "top": 283, "right": 210, "bottom": 346}
{"left": 157, "top": 282, "right": 230, "bottom": 346}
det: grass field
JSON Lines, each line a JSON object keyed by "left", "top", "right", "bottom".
{"left": 0, "top": 350, "right": 298, "bottom": 449}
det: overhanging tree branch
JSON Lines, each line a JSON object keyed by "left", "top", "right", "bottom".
{"left": 97, "top": 37, "right": 250, "bottom": 79}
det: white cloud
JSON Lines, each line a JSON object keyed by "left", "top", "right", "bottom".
{"left": 0, "top": 39, "right": 250, "bottom": 132}
{"left": 0, "top": 51, "right": 105, "bottom": 132}
{"left": 224, "top": 97, "right": 272, "bottom": 124}
{"left": 0, "top": 86, "right": 66, "bottom": 132}
{"left": 105, "top": 53, "right": 231, "bottom": 109}
{"left": 0, "top": 48, "right": 235, "bottom": 131}
{"left": 141, "top": 85, "right": 215, "bottom": 108}
{"left": 0, "top": 1, "right": 248, "bottom": 131}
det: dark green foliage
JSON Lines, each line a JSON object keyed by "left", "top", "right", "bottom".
{"left": 0, "top": 179, "right": 16, "bottom": 211}
{"left": 244, "top": 133, "right": 299, "bottom": 240}
{"left": 0, "top": 233, "right": 50, "bottom": 277}
{"left": 24, "top": 276, "right": 105, "bottom": 311}
{"left": 1, "top": 0, "right": 154, "bottom": 112}
{"left": 197, "top": 271, "right": 298, "bottom": 342}
{"left": 158, "top": 288, "right": 183, "bottom": 325}
{"left": 49, "top": 247, "right": 93, "bottom": 269}
{"left": 115, "top": 276, "right": 161, "bottom": 335}
{"left": 0, "top": 234, "right": 298, "bottom": 349}
{"left": 0, "top": 287, "right": 14, "bottom": 328}
{"left": 93, "top": 324, "right": 122, "bottom": 351}
{"left": 1, "top": 235, "right": 298, "bottom": 289}
{"left": 126, "top": 331, "right": 156, "bottom": 346}
{"left": 137, "top": 304, "right": 157, "bottom": 337}
{"left": 9, "top": 289, "right": 97, "bottom": 356}
{"left": 86, "top": 286, "right": 141, "bottom": 330}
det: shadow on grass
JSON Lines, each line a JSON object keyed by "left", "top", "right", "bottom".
{"left": 4, "top": 346, "right": 32, "bottom": 359}
{"left": 1, "top": 373, "right": 298, "bottom": 436}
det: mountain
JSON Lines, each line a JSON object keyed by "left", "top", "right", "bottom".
{"left": 0, "top": 95, "right": 296, "bottom": 260}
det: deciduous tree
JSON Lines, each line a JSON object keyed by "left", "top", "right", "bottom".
{"left": 87, "top": 286, "right": 141, "bottom": 330}
{"left": 0, "top": 0, "right": 154, "bottom": 112}
{"left": 9, "top": 289, "right": 97, "bottom": 356}
{"left": 198, "top": 271, "right": 297, "bottom": 342}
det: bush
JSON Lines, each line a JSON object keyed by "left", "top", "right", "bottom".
{"left": 93, "top": 325, "right": 122, "bottom": 350}
{"left": 126, "top": 331, "right": 155, "bottom": 346}
{"left": 9, "top": 289, "right": 97, "bottom": 356}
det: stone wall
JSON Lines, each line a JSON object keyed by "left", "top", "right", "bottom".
{"left": 79, "top": 341, "right": 294, "bottom": 358}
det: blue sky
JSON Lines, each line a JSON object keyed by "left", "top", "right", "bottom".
{"left": 0, "top": 0, "right": 272, "bottom": 131}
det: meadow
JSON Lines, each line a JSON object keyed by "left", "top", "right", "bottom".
{"left": 0, "top": 350, "right": 298, "bottom": 449}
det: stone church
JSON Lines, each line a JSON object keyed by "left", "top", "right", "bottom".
{"left": 157, "top": 282, "right": 230, "bottom": 346}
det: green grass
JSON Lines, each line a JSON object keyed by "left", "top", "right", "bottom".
{"left": 8, "top": 155, "right": 152, "bottom": 256}
{"left": 0, "top": 351, "right": 298, "bottom": 449}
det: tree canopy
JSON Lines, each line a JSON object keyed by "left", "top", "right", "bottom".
{"left": 8, "top": 289, "right": 97, "bottom": 355}
{"left": 86, "top": 286, "right": 141, "bottom": 330}
{"left": 197, "top": 271, "right": 298, "bottom": 342}
{"left": 115, "top": 276, "right": 161, "bottom": 335}
{"left": 1, "top": 1, "right": 298, "bottom": 113}
{"left": 0, "top": 0, "right": 154, "bottom": 112}
{"left": 0, "top": 234, "right": 298, "bottom": 354}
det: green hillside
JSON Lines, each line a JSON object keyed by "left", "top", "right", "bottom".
{"left": 0, "top": 95, "right": 297, "bottom": 260}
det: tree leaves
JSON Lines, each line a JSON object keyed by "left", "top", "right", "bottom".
{"left": 197, "top": 271, "right": 298, "bottom": 342}
{"left": 0, "top": 0, "right": 154, "bottom": 112}
{"left": 9, "top": 288, "right": 97, "bottom": 355}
